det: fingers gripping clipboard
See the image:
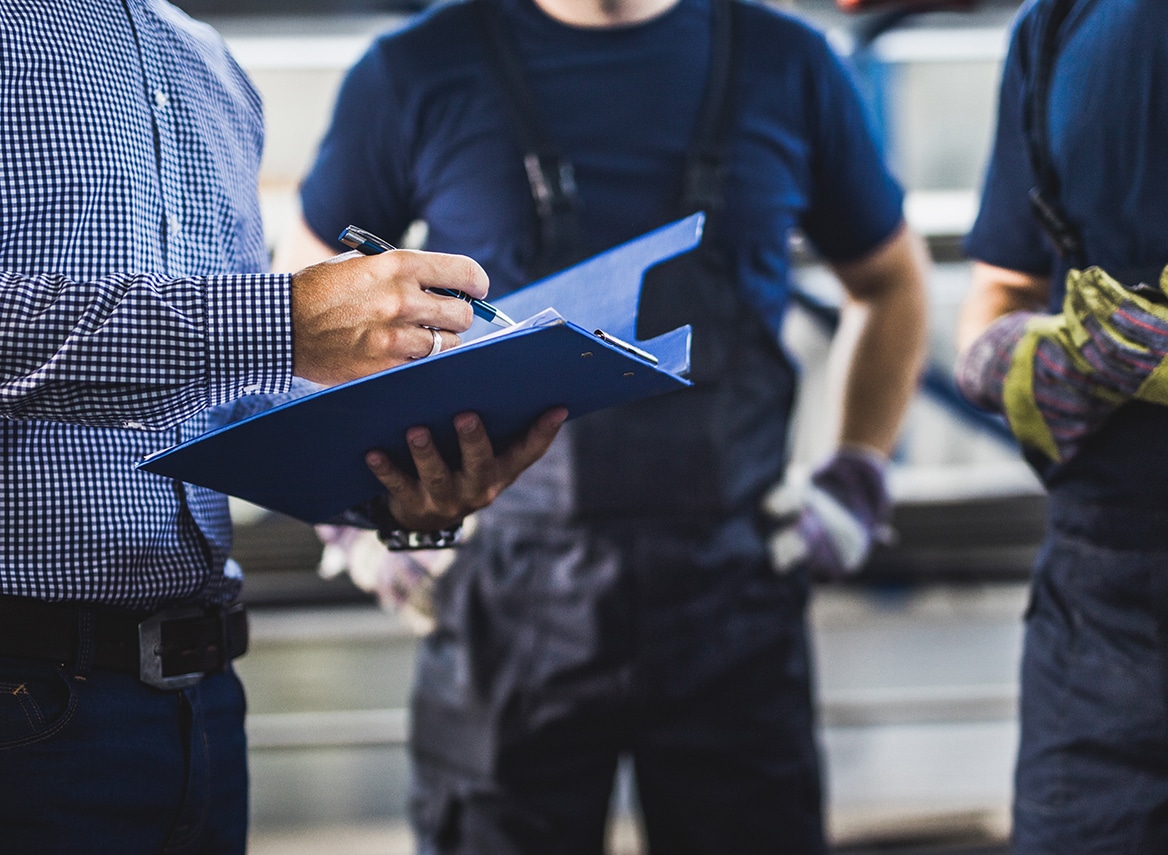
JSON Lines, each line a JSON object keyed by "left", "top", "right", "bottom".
{"left": 138, "top": 213, "right": 703, "bottom": 524}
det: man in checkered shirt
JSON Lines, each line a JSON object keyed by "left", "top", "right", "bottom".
{"left": 0, "top": 2, "right": 565, "bottom": 851}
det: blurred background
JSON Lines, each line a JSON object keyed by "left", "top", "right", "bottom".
{"left": 170, "top": 0, "right": 1038, "bottom": 852}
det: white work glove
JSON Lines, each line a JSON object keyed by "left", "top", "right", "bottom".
{"left": 315, "top": 521, "right": 469, "bottom": 633}
{"left": 765, "top": 447, "right": 894, "bottom": 581}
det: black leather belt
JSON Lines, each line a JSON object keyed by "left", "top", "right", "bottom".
{"left": 0, "top": 596, "right": 249, "bottom": 690}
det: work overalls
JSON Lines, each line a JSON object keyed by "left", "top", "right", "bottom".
{"left": 408, "top": 1, "right": 827, "bottom": 851}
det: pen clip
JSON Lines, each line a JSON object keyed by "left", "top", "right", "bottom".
{"left": 338, "top": 225, "right": 395, "bottom": 253}
{"left": 593, "top": 329, "right": 659, "bottom": 365}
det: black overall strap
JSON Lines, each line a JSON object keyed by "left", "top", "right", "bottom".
{"left": 474, "top": 0, "right": 735, "bottom": 274}
{"left": 680, "top": 0, "right": 735, "bottom": 217}
{"left": 476, "top": 0, "right": 581, "bottom": 276}
{"left": 1025, "top": 0, "right": 1084, "bottom": 267}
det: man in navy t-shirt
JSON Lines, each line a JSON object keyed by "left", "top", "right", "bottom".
{"left": 278, "top": 0, "right": 928, "bottom": 850}
{"left": 958, "top": 0, "right": 1168, "bottom": 850}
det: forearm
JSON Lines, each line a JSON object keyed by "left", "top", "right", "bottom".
{"left": 956, "top": 262, "right": 1050, "bottom": 352}
{"left": 0, "top": 269, "right": 294, "bottom": 429}
{"left": 831, "top": 227, "right": 930, "bottom": 456}
{"left": 835, "top": 295, "right": 927, "bottom": 455}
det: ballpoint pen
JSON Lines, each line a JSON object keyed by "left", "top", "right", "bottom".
{"left": 338, "top": 225, "right": 516, "bottom": 328}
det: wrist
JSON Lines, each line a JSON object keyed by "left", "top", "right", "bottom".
{"left": 832, "top": 443, "right": 888, "bottom": 473}
{"left": 378, "top": 523, "right": 464, "bottom": 551}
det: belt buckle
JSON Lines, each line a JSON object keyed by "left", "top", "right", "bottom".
{"left": 138, "top": 607, "right": 207, "bottom": 690}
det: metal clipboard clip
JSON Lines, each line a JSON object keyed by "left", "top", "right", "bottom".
{"left": 593, "top": 329, "right": 659, "bottom": 365}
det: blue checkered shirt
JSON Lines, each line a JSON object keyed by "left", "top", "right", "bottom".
{"left": 0, "top": 0, "right": 295, "bottom": 609}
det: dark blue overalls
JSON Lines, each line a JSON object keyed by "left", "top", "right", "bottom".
{"left": 1013, "top": 493, "right": 1168, "bottom": 853}
{"left": 407, "top": 0, "right": 825, "bottom": 851}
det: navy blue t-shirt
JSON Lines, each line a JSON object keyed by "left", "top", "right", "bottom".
{"left": 299, "top": 0, "right": 904, "bottom": 336}
{"left": 965, "top": 0, "right": 1168, "bottom": 508}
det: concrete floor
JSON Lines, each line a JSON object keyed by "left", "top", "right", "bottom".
{"left": 249, "top": 820, "right": 1008, "bottom": 855}
{"left": 250, "top": 822, "right": 411, "bottom": 855}
{"left": 249, "top": 817, "right": 647, "bottom": 855}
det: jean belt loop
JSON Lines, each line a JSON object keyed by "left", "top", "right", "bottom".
{"left": 74, "top": 606, "right": 96, "bottom": 678}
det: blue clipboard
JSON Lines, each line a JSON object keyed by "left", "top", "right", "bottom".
{"left": 138, "top": 213, "right": 704, "bottom": 523}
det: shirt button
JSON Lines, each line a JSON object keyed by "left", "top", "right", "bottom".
{"left": 167, "top": 214, "right": 182, "bottom": 235}
{"left": 153, "top": 88, "right": 169, "bottom": 109}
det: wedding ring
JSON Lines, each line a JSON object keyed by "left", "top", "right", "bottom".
{"left": 427, "top": 327, "right": 443, "bottom": 358}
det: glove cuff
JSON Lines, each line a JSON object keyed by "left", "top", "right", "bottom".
{"left": 810, "top": 447, "right": 892, "bottom": 530}
{"left": 954, "top": 311, "right": 1037, "bottom": 413}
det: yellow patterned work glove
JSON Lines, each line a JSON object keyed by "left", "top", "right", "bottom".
{"left": 957, "top": 266, "right": 1168, "bottom": 463}
{"left": 1061, "top": 265, "right": 1168, "bottom": 405}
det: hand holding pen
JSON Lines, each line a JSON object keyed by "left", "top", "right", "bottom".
{"left": 288, "top": 237, "right": 492, "bottom": 384}
{"left": 339, "top": 226, "right": 516, "bottom": 328}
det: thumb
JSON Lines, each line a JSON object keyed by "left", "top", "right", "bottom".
{"left": 768, "top": 518, "right": 810, "bottom": 573}
{"left": 1158, "top": 265, "right": 1168, "bottom": 301}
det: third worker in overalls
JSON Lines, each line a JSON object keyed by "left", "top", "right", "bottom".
{"left": 957, "top": 0, "right": 1168, "bottom": 851}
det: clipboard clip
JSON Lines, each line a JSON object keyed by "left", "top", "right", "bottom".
{"left": 593, "top": 329, "right": 659, "bottom": 365}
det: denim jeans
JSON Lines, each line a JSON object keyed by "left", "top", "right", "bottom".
{"left": 0, "top": 642, "right": 248, "bottom": 854}
{"left": 1013, "top": 497, "right": 1168, "bottom": 854}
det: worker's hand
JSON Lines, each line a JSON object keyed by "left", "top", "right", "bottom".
{"left": 955, "top": 266, "right": 1168, "bottom": 463}
{"left": 765, "top": 448, "right": 893, "bottom": 582}
{"left": 290, "top": 248, "right": 487, "bottom": 385}
{"left": 1063, "top": 265, "right": 1168, "bottom": 403}
{"left": 317, "top": 524, "right": 459, "bottom": 631}
{"left": 365, "top": 407, "right": 568, "bottom": 533}
{"left": 956, "top": 309, "right": 1115, "bottom": 463}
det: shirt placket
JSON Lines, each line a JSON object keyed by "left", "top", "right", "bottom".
{"left": 125, "top": 0, "right": 189, "bottom": 276}
{"left": 122, "top": 0, "right": 220, "bottom": 588}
